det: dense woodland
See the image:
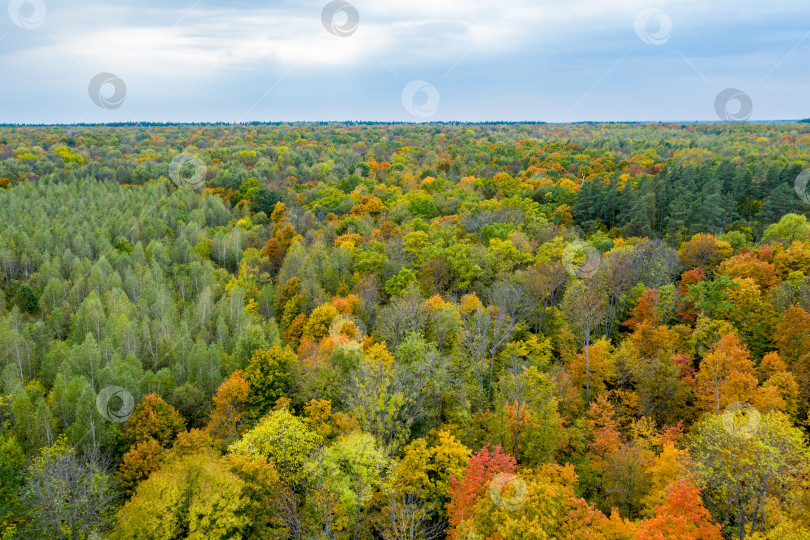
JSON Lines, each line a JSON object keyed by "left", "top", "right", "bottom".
{"left": 0, "top": 122, "right": 809, "bottom": 539}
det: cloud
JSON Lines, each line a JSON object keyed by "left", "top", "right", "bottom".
{"left": 0, "top": 0, "right": 808, "bottom": 122}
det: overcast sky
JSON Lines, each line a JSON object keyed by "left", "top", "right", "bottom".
{"left": 0, "top": 0, "right": 807, "bottom": 123}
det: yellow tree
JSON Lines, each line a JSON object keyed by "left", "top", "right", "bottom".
{"left": 678, "top": 234, "right": 733, "bottom": 275}
{"left": 722, "top": 278, "right": 777, "bottom": 357}
{"left": 640, "top": 442, "right": 688, "bottom": 515}
{"left": 114, "top": 453, "right": 250, "bottom": 540}
{"left": 347, "top": 343, "right": 422, "bottom": 456}
{"left": 388, "top": 430, "right": 471, "bottom": 518}
{"left": 687, "top": 412, "right": 810, "bottom": 540}
{"left": 694, "top": 333, "right": 757, "bottom": 414}
{"left": 303, "top": 303, "right": 340, "bottom": 342}
{"left": 311, "top": 432, "right": 390, "bottom": 539}
{"left": 498, "top": 357, "right": 564, "bottom": 465}
{"left": 562, "top": 280, "right": 607, "bottom": 407}
{"left": 624, "top": 327, "right": 692, "bottom": 426}
{"left": 228, "top": 407, "right": 321, "bottom": 485}
{"left": 567, "top": 337, "right": 615, "bottom": 405}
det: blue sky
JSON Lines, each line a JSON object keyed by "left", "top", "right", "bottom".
{"left": 0, "top": 0, "right": 808, "bottom": 123}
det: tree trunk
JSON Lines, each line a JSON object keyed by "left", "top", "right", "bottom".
{"left": 585, "top": 332, "right": 591, "bottom": 407}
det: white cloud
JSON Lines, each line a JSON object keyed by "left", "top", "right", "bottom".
{"left": 0, "top": 0, "right": 807, "bottom": 122}
{"left": 6, "top": 0, "right": 808, "bottom": 77}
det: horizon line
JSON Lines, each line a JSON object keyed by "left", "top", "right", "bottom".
{"left": 1, "top": 119, "right": 809, "bottom": 128}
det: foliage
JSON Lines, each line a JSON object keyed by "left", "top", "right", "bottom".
{"left": 114, "top": 453, "right": 253, "bottom": 540}
{"left": 206, "top": 370, "right": 250, "bottom": 449}
{"left": 24, "top": 441, "right": 118, "bottom": 540}
{"left": 1, "top": 122, "right": 809, "bottom": 538}
{"left": 121, "top": 393, "right": 186, "bottom": 449}
{"left": 686, "top": 412, "right": 810, "bottom": 539}
{"left": 228, "top": 406, "right": 321, "bottom": 483}
{"left": 634, "top": 479, "right": 722, "bottom": 540}
{"left": 243, "top": 346, "right": 294, "bottom": 423}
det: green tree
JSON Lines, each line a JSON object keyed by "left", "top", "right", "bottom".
{"left": 687, "top": 411, "right": 810, "bottom": 539}
{"left": 15, "top": 284, "right": 39, "bottom": 315}
{"left": 0, "top": 434, "right": 26, "bottom": 535}
{"left": 169, "top": 383, "right": 209, "bottom": 429}
{"left": 313, "top": 432, "right": 390, "bottom": 539}
{"left": 762, "top": 214, "right": 810, "bottom": 244}
{"left": 243, "top": 346, "right": 294, "bottom": 423}
{"left": 685, "top": 275, "right": 739, "bottom": 319}
{"left": 384, "top": 268, "right": 418, "bottom": 297}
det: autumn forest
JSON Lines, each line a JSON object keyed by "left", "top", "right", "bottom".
{"left": 1, "top": 121, "right": 810, "bottom": 539}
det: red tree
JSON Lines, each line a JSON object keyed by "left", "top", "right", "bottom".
{"left": 634, "top": 479, "right": 722, "bottom": 540}
{"left": 446, "top": 444, "right": 516, "bottom": 536}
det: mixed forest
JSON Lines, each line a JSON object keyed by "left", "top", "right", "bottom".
{"left": 0, "top": 121, "right": 810, "bottom": 539}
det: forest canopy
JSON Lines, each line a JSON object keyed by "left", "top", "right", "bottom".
{"left": 1, "top": 121, "right": 809, "bottom": 539}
